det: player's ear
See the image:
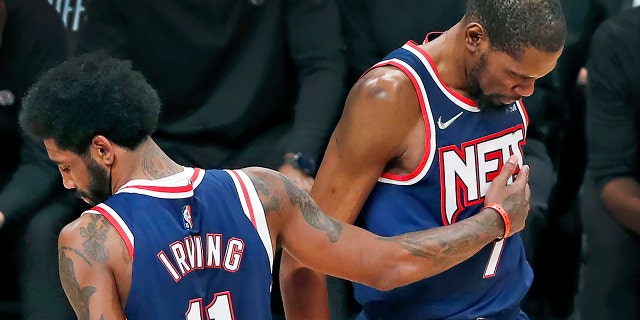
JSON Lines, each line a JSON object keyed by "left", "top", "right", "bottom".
{"left": 91, "top": 135, "right": 115, "bottom": 165}
{"left": 464, "top": 23, "right": 488, "bottom": 54}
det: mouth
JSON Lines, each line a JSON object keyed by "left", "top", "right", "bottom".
{"left": 74, "top": 191, "right": 92, "bottom": 204}
{"left": 498, "top": 96, "right": 521, "bottom": 104}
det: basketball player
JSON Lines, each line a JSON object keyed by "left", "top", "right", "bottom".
{"left": 19, "top": 52, "right": 530, "bottom": 319}
{"left": 280, "top": 0, "right": 566, "bottom": 319}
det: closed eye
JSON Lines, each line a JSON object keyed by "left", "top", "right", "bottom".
{"left": 510, "top": 70, "right": 535, "bottom": 80}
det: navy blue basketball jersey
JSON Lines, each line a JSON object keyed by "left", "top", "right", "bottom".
{"left": 352, "top": 41, "right": 533, "bottom": 320}
{"left": 84, "top": 168, "right": 274, "bottom": 320}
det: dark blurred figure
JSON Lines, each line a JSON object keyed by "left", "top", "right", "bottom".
{"left": 338, "top": 0, "right": 466, "bottom": 86}
{"left": 580, "top": 5, "right": 640, "bottom": 319}
{"left": 518, "top": 0, "right": 596, "bottom": 318}
{"left": 75, "top": 1, "right": 346, "bottom": 319}
{"left": 45, "top": 0, "right": 88, "bottom": 51}
{"left": 0, "top": 0, "right": 81, "bottom": 319}
{"left": 519, "top": 1, "right": 636, "bottom": 319}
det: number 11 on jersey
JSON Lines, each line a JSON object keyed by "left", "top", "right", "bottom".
{"left": 186, "top": 291, "right": 236, "bottom": 320}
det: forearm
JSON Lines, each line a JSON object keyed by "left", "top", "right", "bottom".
{"left": 373, "top": 208, "right": 504, "bottom": 290}
{"left": 601, "top": 177, "right": 640, "bottom": 234}
{"left": 280, "top": 251, "right": 330, "bottom": 320}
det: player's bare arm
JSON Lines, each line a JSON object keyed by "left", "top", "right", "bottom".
{"left": 312, "top": 66, "right": 423, "bottom": 224}
{"left": 280, "top": 66, "right": 427, "bottom": 319}
{"left": 247, "top": 158, "right": 529, "bottom": 290}
{"left": 58, "top": 213, "right": 131, "bottom": 320}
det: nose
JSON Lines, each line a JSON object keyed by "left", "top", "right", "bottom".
{"left": 513, "top": 80, "right": 535, "bottom": 98}
{"left": 61, "top": 173, "right": 76, "bottom": 190}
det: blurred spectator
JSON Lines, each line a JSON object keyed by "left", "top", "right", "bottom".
{"left": 46, "top": 0, "right": 87, "bottom": 51}
{"left": 338, "top": 0, "right": 466, "bottom": 86}
{"left": 517, "top": 0, "right": 601, "bottom": 317}
{"left": 0, "top": 0, "right": 81, "bottom": 319}
{"left": 519, "top": 1, "right": 637, "bottom": 319}
{"left": 581, "top": 5, "right": 640, "bottom": 319}
{"left": 75, "top": 0, "right": 346, "bottom": 318}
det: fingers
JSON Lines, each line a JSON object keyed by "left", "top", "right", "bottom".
{"left": 525, "top": 182, "right": 531, "bottom": 202}
{"left": 493, "top": 155, "right": 519, "bottom": 185}
{"left": 513, "top": 164, "right": 530, "bottom": 187}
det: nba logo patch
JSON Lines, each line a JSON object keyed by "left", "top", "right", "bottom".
{"left": 182, "top": 205, "right": 193, "bottom": 229}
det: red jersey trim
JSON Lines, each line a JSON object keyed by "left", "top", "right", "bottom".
{"left": 89, "top": 204, "right": 135, "bottom": 259}
{"left": 230, "top": 170, "right": 257, "bottom": 228}
{"left": 405, "top": 41, "right": 478, "bottom": 107}
{"left": 374, "top": 59, "right": 432, "bottom": 182}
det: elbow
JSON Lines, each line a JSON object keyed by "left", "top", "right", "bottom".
{"left": 367, "top": 262, "right": 427, "bottom": 291}
{"left": 370, "top": 278, "right": 402, "bottom": 292}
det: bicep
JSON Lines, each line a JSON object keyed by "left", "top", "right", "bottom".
{"left": 311, "top": 69, "right": 418, "bottom": 222}
{"left": 58, "top": 217, "right": 125, "bottom": 320}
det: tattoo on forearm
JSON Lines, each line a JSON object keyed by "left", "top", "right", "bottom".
{"left": 141, "top": 143, "right": 182, "bottom": 179}
{"left": 376, "top": 233, "right": 454, "bottom": 259}
{"left": 80, "top": 215, "right": 110, "bottom": 263}
{"left": 59, "top": 249, "right": 97, "bottom": 320}
{"left": 376, "top": 213, "right": 497, "bottom": 265}
{"left": 280, "top": 175, "right": 343, "bottom": 242}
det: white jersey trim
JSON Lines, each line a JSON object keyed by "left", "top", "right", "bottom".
{"left": 403, "top": 43, "right": 480, "bottom": 112}
{"left": 225, "top": 169, "right": 274, "bottom": 274}
{"left": 116, "top": 167, "right": 204, "bottom": 199}
{"left": 515, "top": 100, "right": 529, "bottom": 136}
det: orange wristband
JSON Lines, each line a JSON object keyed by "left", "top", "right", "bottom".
{"left": 483, "top": 203, "right": 510, "bottom": 240}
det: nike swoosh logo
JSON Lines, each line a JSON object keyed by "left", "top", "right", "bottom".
{"left": 437, "top": 111, "right": 464, "bottom": 129}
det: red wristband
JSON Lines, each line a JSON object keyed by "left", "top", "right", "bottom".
{"left": 483, "top": 203, "right": 510, "bottom": 240}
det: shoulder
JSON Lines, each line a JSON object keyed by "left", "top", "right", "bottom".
{"left": 336, "top": 65, "right": 422, "bottom": 155}
{"left": 60, "top": 213, "right": 111, "bottom": 243}
{"left": 239, "top": 167, "right": 300, "bottom": 212}
{"left": 59, "top": 212, "right": 129, "bottom": 266}
{"left": 355, "top": 66, "right": 416, "bottom": 100}
{"left": 60, "top": 213, "right": 111, "bottom": 240}
{"left": 239, "top": 167, "right": 285, "bottom": 190}
{"left": 349, "top": 62, "right": 422, "bottom": 111}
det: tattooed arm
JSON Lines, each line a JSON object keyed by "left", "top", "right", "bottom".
{"left": 58, "top": 213, "right": 129, "bottom": 320}
{"left": 243, "top": 157, "right": 530, "bottom": 291}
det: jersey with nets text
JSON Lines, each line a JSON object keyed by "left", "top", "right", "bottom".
{"left": 352, "top": 40, "right": 533, "bottom": 320}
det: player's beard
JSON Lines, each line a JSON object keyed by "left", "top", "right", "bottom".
{"left": 468, "top": 53, "right": 511, "bottom": 114}
{"left": 76, "top": 157, "right": 112, "bottom": 206}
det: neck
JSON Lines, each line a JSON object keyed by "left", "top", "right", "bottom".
{"left": 421, "top": 21, "right": 471, "bottom": 96}
{"left": 110, "top": 138, "right": 183, "bottom": 191}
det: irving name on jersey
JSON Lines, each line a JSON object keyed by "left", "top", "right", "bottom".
{"left": 157, "top": 234, "right": 246, "bottom": 282}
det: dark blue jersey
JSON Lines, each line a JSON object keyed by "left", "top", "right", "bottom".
{"left": 85, "top": 168, "right": 274, "bottom": 320}
{"left": 353, "top": 41, "right": 533, "bottom": 320}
